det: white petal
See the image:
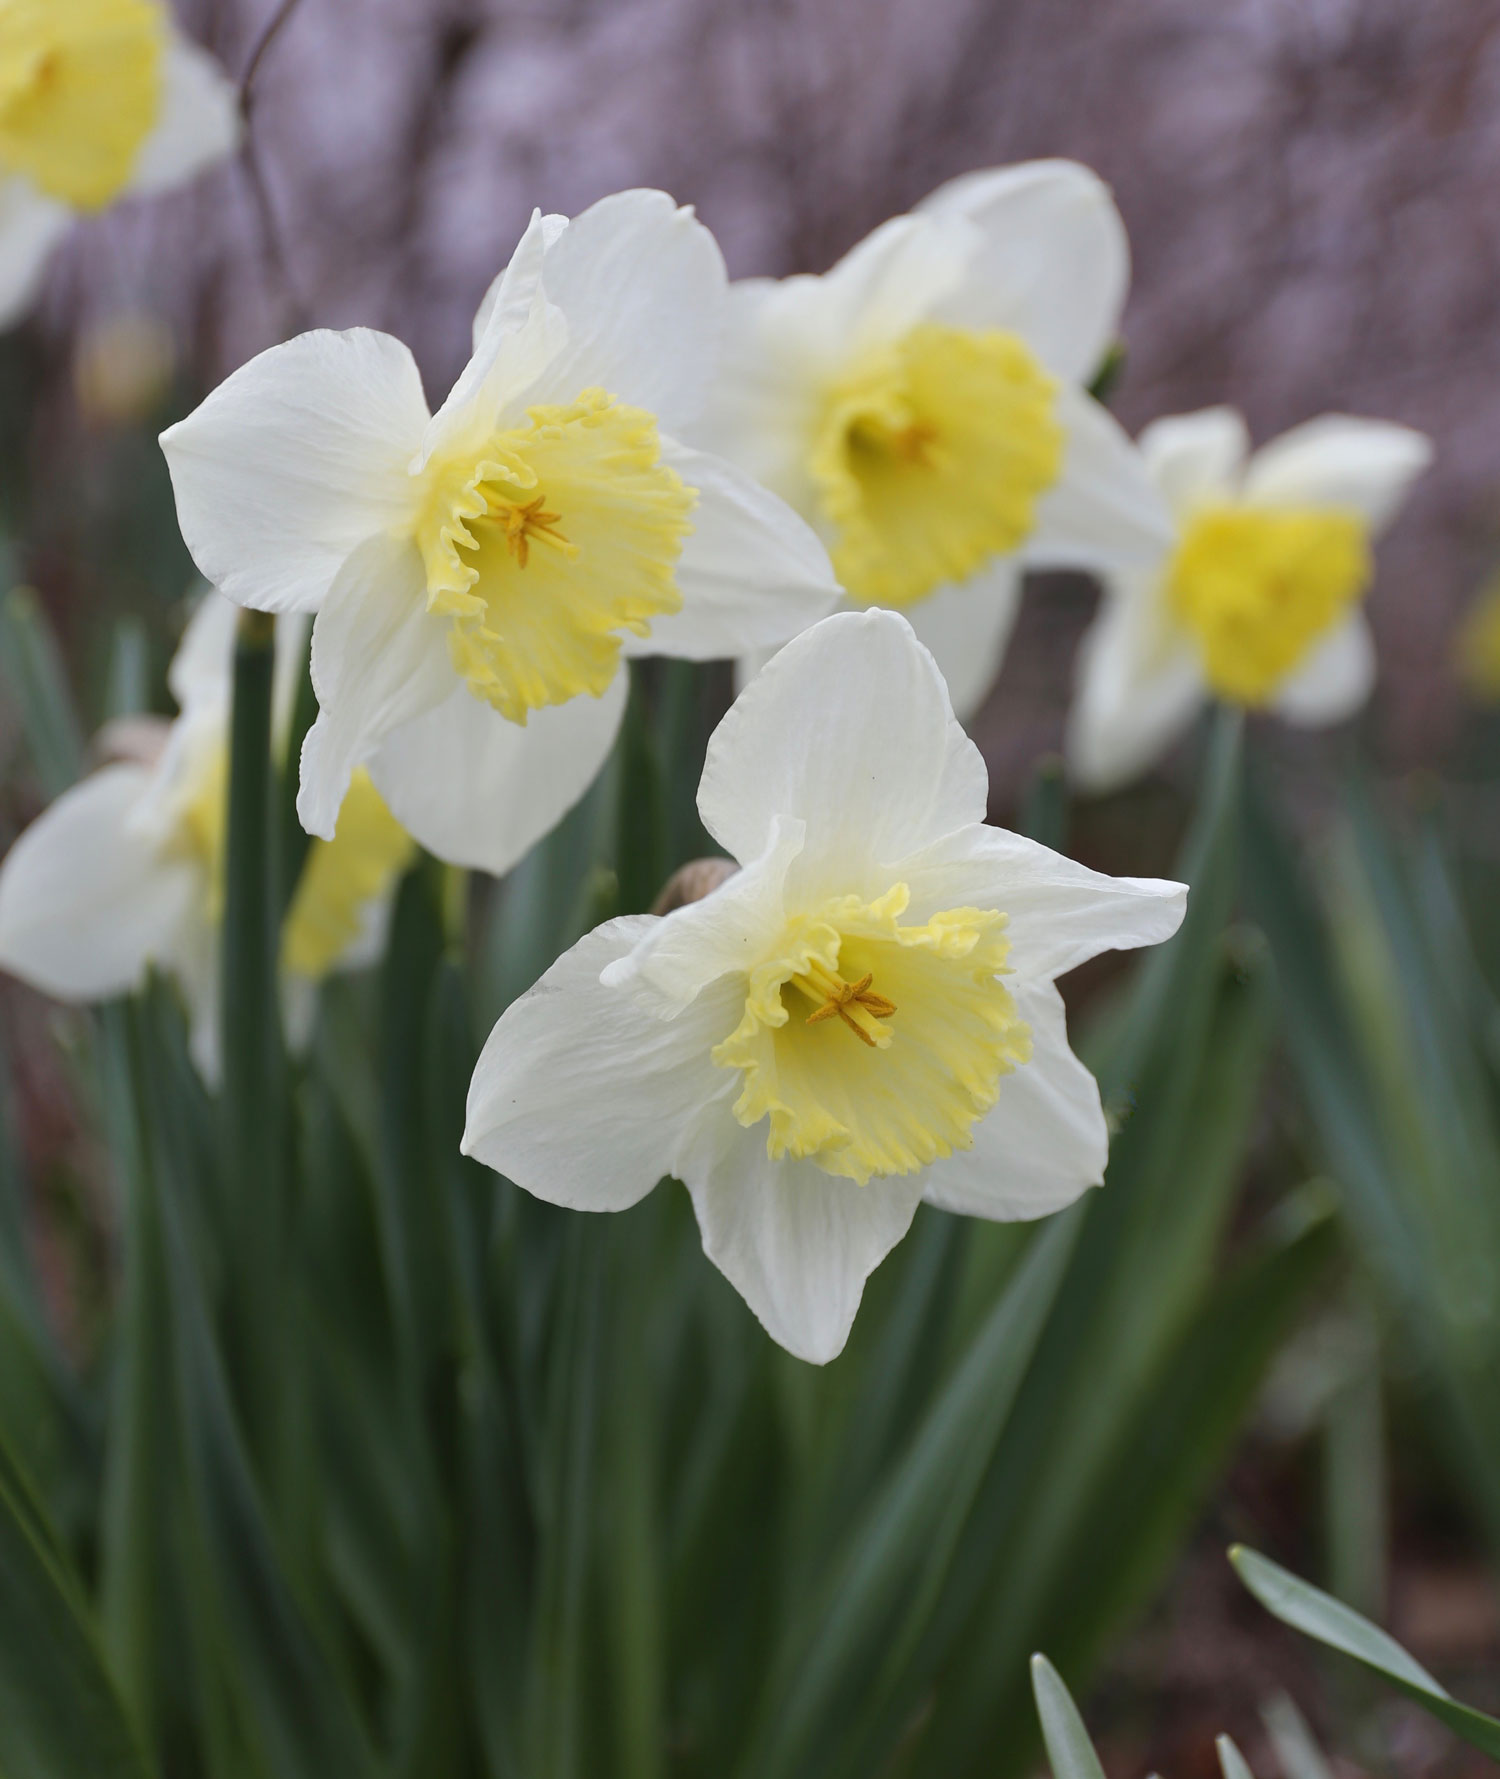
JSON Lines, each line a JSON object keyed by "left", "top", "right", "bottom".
{"left": 166, "top": 586, "right": 238, "bottom": 714}
{"left": 524, "top": 189, "right": 728, "bottom": 436}
{"left": 369, "top": 668, "right": 627, "bottom": 876}
{"left": 684, "top": 1124, "right": 925, "bottom": 1364}
{"left": 0, "top": 764, "right": 200, "bottom": 1000}
{"left": 161, "top": 328, "right": 430, "bottom": 615}
{"left": 0, "top": 179, "right": 70, "bottom": 330}
{"left": 815, "top": 211, "right": 976, "bottom": 356}
{"left": 688, "top": 276, "right": 826, "bottom": 517}
{"left": 901, "top": 558, "right": 1023, "bottom": 723}
{"left": 471, "top": 209, "right": 568, "bottom": 352}
{"left": 170, "top": 916, "right": 221, "bottom": 1085}
{"left": 919, "top": 160, "right": 1129, "bottom": 384}
{"left": 128, "top": 36, "right": 239, "bottom": 196}
{"left": 1026, "top": 387, "right": 1176, "bottom": 575}
{"left": 600, "top": 814, "right": 804, "bottom": 1015}
{"left": 298, "top": 537, "right": 453, "bottom": 840}
{"left": 1138, "top": 407, "right": 1249, "bottom": 514}
{"left": 890, "top": 819, "right": 1187, "bottom": 983}
{"left": 620, "top": 439, "right": 840, "bottom": 661}
{"left": 696, "top": 608, "right": 987, "bottom": 874}
{"left": 1065, "top": 573, "right": 1206, "bottom": 793}
{"left": 1241, "top": 416, "right": 1432, "bottom": 531}
{"left": 1271, "top": 611, "right": 1376, "bottom": 727}
{"left": 921, "top": 981, "right": 1106, "bottom": 1219}
{"left": 463, "top": 916, "right": 743, "bottom": 1209}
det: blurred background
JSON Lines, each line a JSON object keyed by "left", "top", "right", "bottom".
{"left": 4, "top": 2, "right": 1500, "bottom": 1774}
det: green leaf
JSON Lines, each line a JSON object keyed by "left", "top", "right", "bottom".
{"left": 1231, "top": 1546, "right": 1500, "bottom": 1759}
{"left": 0, "top": 1431, "right": 151, "bottom": 1779}
{"left": 0, "top": 584, "right": 84, "bottom": 795}
{"left": 1217, "top": 1734, "right": 1256, "bottom": 1779}
{"left": 1030, "top": 1654, "right": 1106, "bottom": 1779}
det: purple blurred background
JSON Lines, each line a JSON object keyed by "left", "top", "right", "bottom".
{"left": 23, "top": 0, "right": 1500, "bottom": 787}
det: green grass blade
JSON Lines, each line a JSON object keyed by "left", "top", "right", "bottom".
{"left": 0, "top": 584, "right": 84, "bottom": 796}
{"left": 1030, "top": 1654, "right": 1106, "bottom": 1779}
{"left": 0, "top": 1430, "right": 152, "bottom": 1779}
{"left": 1217, "top": 1734, "right": 1256, "bottom": 1779}
{"left": 1231, "top": 1546, "right": 1500, "bottom": 1759}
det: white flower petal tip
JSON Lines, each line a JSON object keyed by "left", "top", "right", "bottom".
{"left": 1242, "top": 415, "right": 1434, "bottom": 530}
{"left": 0, "top": 181, "right": 71, "bottom": 330}
{"left": 466, "top": 605, "right": 1187, "bottom": 1363}
{"left": 0, "top": 765, "right": 197, "bottom": 1002}
{"left": 916, "top": 159, "right": 1130, "bottom": 384}
{"left": 160, "top": 329, "right": 431, "bottom": 616}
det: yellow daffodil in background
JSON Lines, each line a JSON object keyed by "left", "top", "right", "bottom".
{"left": 1455, "top": 570, "right": 1500, "bottom": 699}
{"left": 1067, "top": 407, "right": 1432, "bottom": 793}
{"left": 689, "top": 161, "right": 1173, "bottom": 719}
{"left": 0, "top": 0, "right": 239, "bottom": 328}
{"left": 0, "top": 592, "right": 412, "bottom": 1078}
{"left": 160, "top": 191, "right": 843, "bottom": 878}
{"left": 463, "top": 609, "right": 1186, "bottom": 1363}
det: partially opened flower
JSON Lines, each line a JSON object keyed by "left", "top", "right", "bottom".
{"left": 0, "top": 0, "right": 239, "bottom": 329}
{"left": 464, "top": 609, "right": 1186, "bottom": 1363}
{"left": 690, "top": 160, "right": 1172, "bottom": 718}
{"left": 1067, "top": 408, "right": 1433, "bottom": 793}
{"left": 161, "top": 190, "right": 841, "bottom": 877}
{"left": 0, "top": 593, "right": 413, "bottom": 1078}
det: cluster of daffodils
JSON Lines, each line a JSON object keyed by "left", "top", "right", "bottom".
{"left": 0, "top": 47, "right": 1437, "bottom": 1361}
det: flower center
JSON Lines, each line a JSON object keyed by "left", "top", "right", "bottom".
{"left": 807, "top": 322, "right": 1063, "bottom": 610}
{"left": 0, "top": 0, "right": 165, "bottom": 209}
{"left": 1166, "top": 503, "right": 1371, "bottom": 705}
{"left": 282, "top": 770, "right": 414, "bottom": 980}
{"left": 712, "top": 883, "right": 1031, "bottom": 1184}
{"left": 417, "top": 388, "right": 696, "bottom": 725}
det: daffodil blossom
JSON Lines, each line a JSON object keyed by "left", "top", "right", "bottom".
{"left": 160, "top": 190, "right": 842, "bottom": 877}
{"left": 0, "top": 593, "right": 413, "bottom": 1078}
{"left": 690, "top": 160, "right": 1173, "bottom": 719}
{"left": 463, "top": 609, "right": 1186, "bottom": 1363}
{"left": 1067, "top": 407, "right": 1433, "bottom": 793}
{"left": 0, "top": 0, "right": 239, "bottom": 329}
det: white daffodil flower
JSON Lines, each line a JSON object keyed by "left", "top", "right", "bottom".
{"left": 0, "top": 593, "right": 413, "bottom": 1079}
{"left": 1067, "top": 407, "right": 1434, "bottom": 793}
{"left": 690, "top": 160, "right": 1173, "bottom": 719}
{"left": 464, "top": 609, "right": 1186, "bottom": 1364}
{"left": 0, "top": 0, "right": 240, "bottom": 329}
{"left": 161, "top": 191, "right": 843, "bottom": 878}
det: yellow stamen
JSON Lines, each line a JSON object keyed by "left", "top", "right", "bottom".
{"left": 416, "top": 388, "right": 695, "bottom": 725}
{"left": 713, "top": 883, "right": 1031, "bottom": 1184}
{"left": 808, "top": 322, "right": 1063, "bottom": 610}
{"left": 0, "top": 0, "right": 165, "bottom": 209}
{"left": 1166, "top": 503, "right": 1371, "bottom": 705}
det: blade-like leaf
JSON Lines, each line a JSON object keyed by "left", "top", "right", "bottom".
{"left": 0, "top": 583, "right": 84, "bottom": 796}
{"left": 0, "top": 1431, "right": 151, "bottom": 1779}
{"left": 1231, "top": 1546, "right": 1500, "bottom": 1759}
{"left": 1030, "top": 1654, "right": 1106, "bottom": 1779}
{"left": 1217, "top": 1734, "right": 1256, "bottom": 1779}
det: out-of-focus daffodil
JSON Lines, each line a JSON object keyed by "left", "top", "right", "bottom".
{"left": 690, "top": 161, "right": 1172, "bottom": 719}
{"left": 1068, "top": 407, "right": 1432, "bottom": 793}
{"left": 1455, "top": 572, "right": 1500, "bottom": 700}
{"left": 0, "top": 0, "right": 239, "bottom": 328}
{"left": 161, "top": 190, "right": 843, "bottom": 877}
{"left": 0, "top": 592, "right": 412, "bottom": 1078}
{"left": 463, "top": 609, "right": 1186, "bottom": 1363}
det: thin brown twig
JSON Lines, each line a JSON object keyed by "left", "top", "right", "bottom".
{"left": 236, "top": 0, "right": 312, "bottom": 337}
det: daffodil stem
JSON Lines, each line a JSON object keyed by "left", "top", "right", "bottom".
{"left": 276, "top": 645, "right": 318, "bottom": 918}
{"left": 616, "top": 665, "right": 669, "bottom": 916}
{"left": 220, "top": 608, "right": 292, "bottom": 1500}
